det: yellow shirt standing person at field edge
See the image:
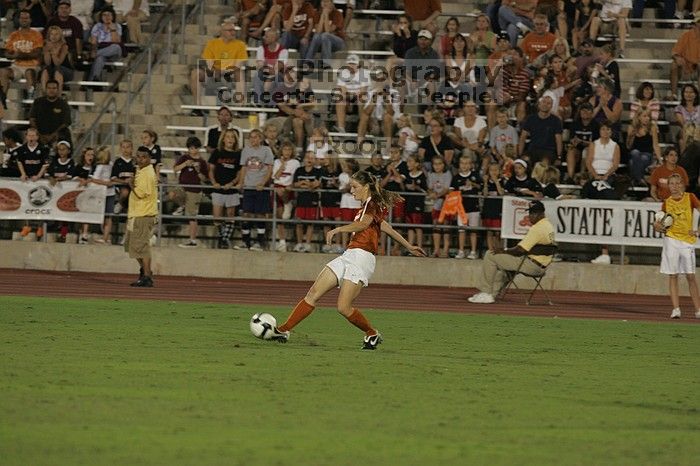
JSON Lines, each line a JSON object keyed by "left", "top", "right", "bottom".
{"left": 468, "top": 200, "right": 556, "bottom": 304}
{"left": 124, "top": 146, "right": 158, "bottom": 288}
{"left": 655, "top": 173, "right": 700, "bottom": 319}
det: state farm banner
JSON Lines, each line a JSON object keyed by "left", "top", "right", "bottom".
{"left": 0, "top": 179, "right": 106, "bottom": 224}
{"left": 501, "top": 196, "right": 700, "bottom": 248}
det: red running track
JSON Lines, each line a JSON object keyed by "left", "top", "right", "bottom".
{"left": 0, "top": 268, "right": 698, "bottom": 323}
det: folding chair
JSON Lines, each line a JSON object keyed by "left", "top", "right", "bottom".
{"left": 497, "top": 255, "right": 555, "bottom": 306}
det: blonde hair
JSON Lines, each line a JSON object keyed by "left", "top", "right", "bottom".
{"left": 542, "top": 166, "right": 561, "bottom": 185}
{"left": 531, "top": 161, "right": 548, "bottom": 183}
{"left": 631, "top": 108, "right": 653, "bottom": 133}
{"left": 95, "top": 145, "right": 111, "bottom": 165}
{"left": 47, "top": 25, "right": 66, "bottom": 45}
{"left": 218, "top": 128, "right": 240, "bottom": 151}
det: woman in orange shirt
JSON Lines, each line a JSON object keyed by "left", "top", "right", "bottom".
{"left": 268, "top": 171, "right": 426, "bottom": 349}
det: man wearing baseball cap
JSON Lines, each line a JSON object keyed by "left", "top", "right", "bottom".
{"left": 468, "top": 200, "right": 556, "bottom": 304}
{"left": 334, "top": 53, "right": 369, "bottom": 133}
{"left": 404, "top": 29, "right": 441, "bottom": 90}
{"left": 670, "top": 11, "right": 700, "bottom": 98}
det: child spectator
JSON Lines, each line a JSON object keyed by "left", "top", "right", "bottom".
{"left": 263, "top": 123, "right": 282, "bottom": 159}
{"left": 293, "top": 152, "right": 322, "bottom": 253}
{"left": 110, "top": 139, "right": 135, "bottom": 215}
{"left": 272, "top": 141, "right": 301, "bottom": 252}
{"left": 319, "top": 155, "right": 342, "bottom": 253}
{"left": 365, "top": 152, "right": 387, "bottom": 179}
{"left": 1, "top": 128, "right": 23, "bottom": 179}
{"left": 404, "top": 153, "right": 428, "bottom": 253}
{"left": 532, "top": 162, "right": 573, "bottom": 200}
{"left": 17, "top": 128, "right": 49, "bottom": 182}
{"left": 72, "top": 146, "right": 96, "bottom": 245}
{"left": 306, "top": 126, "right": 332, "bottom": 163}
{"left": 237, "top": 128, "right": 274, "bottom": 251}
{"left": 488, "top": 107, "right": 519, "bottom": 173}
{"left": 47, "top": 140, "right": 76, "bottom": 243}
{"left": 505, "top": 159, "right": 543, "bottom": 198}
{"left": 427, "top": 156, "right": 452, "bottom": 258}
{"left": 141, "top": 129, "right": 162, "bottom": 177}
{"left": 650, "top": 147, "right": 689, "bottom": 202}
{"left": 172, "top": 138, "right": 208, "bottom": 248}
{"left": 338, "top": 158, "right": 361, "bottom": 247}
{"left": 208, "top": 128, "right": 242, "bottom": 249}
{"left": 397, "top": 114, "right": 419, "bottom": 158}
{"left": 482, "top": 162, "right": 505, "bottom": 251}
{"left": 451, "top": 155, "right": 482, "bottom": 260}
{"left": 90, "top": 146, "right": 115, "bottom": 244}
{"left": 382, "top": 145, "right": 408, "bottom": 225}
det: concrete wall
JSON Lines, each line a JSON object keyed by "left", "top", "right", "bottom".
{"left": 0, "top": 240, "right": 687, "bottom": 296}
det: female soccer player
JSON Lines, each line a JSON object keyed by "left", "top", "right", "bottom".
{"left": 654, "top": 173, "right": 700, "bottom": 319}
{"left": 269, "top": 170, "right": 427, "bottom": 349}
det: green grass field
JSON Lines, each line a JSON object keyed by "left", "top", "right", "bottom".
{"left": 1, "top": 296, "right": 698, "bottom": 466}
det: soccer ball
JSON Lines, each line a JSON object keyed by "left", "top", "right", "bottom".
{"left": 250, "top": 312, "right": 277, "bottom": 340}
{"left": 654, "top": 211, "right": 673, "bottom": 229}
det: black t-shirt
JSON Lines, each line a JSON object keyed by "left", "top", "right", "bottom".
{"left": 272, "top": 81, "right": 315, "bottom": 115}
{"left": 366, "top": 164, "right": 387, "bottom": 180}
{"left": 208, "top": 149, "right": 241, "bottom": 194}
{"left": 293, "top": 166, "right": 322, "bottom": 207}
{"left": 1, "top": 145, "right": 22, "bottom": 178}
{"left": 404, "top": 171, "right": 428, "bottom": 213}
{"left": 571, "top": 118, "right": 600, "bottom": 149}
{"left": 522, "top": 114, "right": 562, "bottom": 153}
{"left": 29, "top": 97, "right": 72, "bottom": 136}
{"left": 419, "top": 135, "right": 455, "bottom": 163}
{"left": 146, "top": 144, "right": 162, "bottom": 167}
{"left": 111, "top": 156, "right": 135, "bottom": 183}
{"left": 72, "top": 164, "right": 93, "bottom": 180}
{"left": 17, "top": 143, "right": 49, "bottom": 177}
{"left": 47, "top": 157, "right": 75, "bottom": 179}
{"left": 505, "top": 175, "right": 542, "bottom": 196}
{"left": 482, "top": 177, "right": 506, "bottom": 219}
{"left": 320, "top": 167, "right": 341, "bottom": 207}
{"left": 542, "top": 183, "right": 561, "bottom": 199}
{"left": 383, "top": 160, "right": 409, "bottom": 192}
{"left": 451, "top": 170, "right": 482, "bottom": 213}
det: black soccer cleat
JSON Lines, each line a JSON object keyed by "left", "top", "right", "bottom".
{"left": 362, "top": 332, "right": 383, "bottom": 350}
{"left": 131, "top": 276, "right": 154, "bottom": 288}
{"left": 269, "top": 327, "right": 290, "bottom": 343}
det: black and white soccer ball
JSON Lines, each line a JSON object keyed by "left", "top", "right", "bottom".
{"left": 250, "top": 312, "right": 277, "bottom": 340}
{"left": 654, "top": 211, "right": 674, "bottom": 229}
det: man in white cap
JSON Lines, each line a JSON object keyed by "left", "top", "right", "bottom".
{"left": 334, "top": 53, "right": 369, "bottom": 133}
{"left": 404, "top": 30, "right": 441, "bottom": 96}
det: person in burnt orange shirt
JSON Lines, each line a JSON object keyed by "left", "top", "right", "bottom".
{"left": 268, "top": 170, "right": 426, "bottom": 349}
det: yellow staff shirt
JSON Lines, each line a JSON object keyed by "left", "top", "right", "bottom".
{"left": 662, "top": 192, "right": 700, "bottom": 244}
{"left": 128, "top": 164, "right": 158, "bottom": 218}
{"left": 518, "top": 217, "right": 555, "bottom": 266}
{"left": 202, "top": 38, "right": 248, "bottom": 70}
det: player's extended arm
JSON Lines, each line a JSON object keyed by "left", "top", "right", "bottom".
{"left": 381, "top": 220, "right": 426, "bottom": 257}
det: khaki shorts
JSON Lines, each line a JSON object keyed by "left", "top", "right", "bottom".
{"left": 10, "top": 64, "right": 39, "bottom": 79}
{"left": 174, "top": 189, "right": 203, "bottom": 216}
{"left": 124, "top": 216, "right": 157, "bottom": 259}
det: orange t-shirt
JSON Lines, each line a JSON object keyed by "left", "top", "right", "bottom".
{"left": 650, "top": 165, "right": 689, "bottom": 200}
{"left": 7, "top": 28, "right": 43, "bottom": 67}
{"left": 347, "top": 200, "right": 386, "bottom": 255}
{"left": 672, "top": 29, "right": 700, "bottom": 69}
{"left": 521, "top": 32, "right": 556, "bottom": 62}
{"left": 283, "top": 2, "right": 316, "bottom": 38}
{"left": 313, "top": 8, "right": 345, "bottom": 40}
{"left": 404, "top": 0, "right": 442, "bottom": 22}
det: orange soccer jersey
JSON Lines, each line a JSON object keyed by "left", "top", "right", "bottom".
{"left": 347, "top": 199, "right": 386, "bottom": 255}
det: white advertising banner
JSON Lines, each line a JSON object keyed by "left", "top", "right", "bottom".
{"left": 0, "top": 179, "right": 106, "bottom": 224}
{"left": 501, "top": 196, "right": 700, "bottom": 248}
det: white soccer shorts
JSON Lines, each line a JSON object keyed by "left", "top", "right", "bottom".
{"left": 660, "top": 236, "right": 697, "bottom": 275}
{"left": 326, "top": 248, "right": 376, "bottom": 287}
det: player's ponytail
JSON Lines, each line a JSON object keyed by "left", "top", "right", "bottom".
{"left": 352, "top": 170, "right": 403, "bottom": 212}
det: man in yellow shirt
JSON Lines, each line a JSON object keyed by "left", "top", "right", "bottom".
{"left": 655, "top": 173, "right": 700, "bottom": 319}
{"left": 188, "top": 20, "right": 248, "bottom": 113}
{"left": 469, "top": 200, "right": 555, "bottom": 304}
{"left": 125, "top": 147, "right": 158, "bottom": 287}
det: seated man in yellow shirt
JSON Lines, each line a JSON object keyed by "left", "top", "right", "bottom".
{"left": 468, "top": 200, "right": 556, "bottom": 304}
{"left": 189, "top": 20, "right": 248, "bottom": 114}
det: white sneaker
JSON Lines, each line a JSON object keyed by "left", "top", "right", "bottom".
{"left": 94, "top": 238, "right": 106, "bottom": 244}
{"left": 671, "top": 308, "right": 681, "bottom": 319}
{"left": 454, "top": 250, "right": 465, "bottom": 259}
{"left": 149, "top": 234, "right": 157, "bottom": 246}
{"left": 467, "top": 250, "right": 478, "bottom": 260}
{"left": 275, "top": 240, "right": 287, "bottom": 252}
{"left": 282, "top": 202, "right": 293, "bottom": 220}
{"left": 468, "top": 292, "right": 495, "bottom": 304}
{"left": 113, "top": 203, "right": 122, "bottom": 214}
{"left": 293, "top": 242, "right": 305, "bottom": 252}
{"left": 179, "top": 240, "right": 198, "bottom": 248}
{"left": 249, "top": 243, "right": 263, "bottom": 251}
{"left": 695, "top": 310, "right": 700, "bottom": 319}
{"left": 591, "top": 254, "right": 611, "bottom": 265}
{"left": 172, "top": 206, "right": 184, "bottom": 216}
{"left": 321, "top": 244, "right": 332, "bottom": 253}
{"left": 78, "top": 235, "right": 89, "bottom": 244}
{"left": 232, "top": 243, "right": 248, "bottom": 250}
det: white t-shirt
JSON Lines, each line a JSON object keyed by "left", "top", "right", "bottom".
{"left": 272, "top": 158, "right": 301, "bottom": 187}
{"left": 339, "top": 172, "right": 361, "bottom": 208}
{"left": 364, "top": 88, "right": 401, "bottom": 121}
{"left": 591, "top": 139, "right": 618, "bottom": 175}
{"left": 399, "top": 127, "right": 419, "bottom": 157}
{"left": 306, "top": 141, "right": 332, "bottom": 159}
{"left": 336, "top": 68, "right": 370, "bottom": 95}
{"left": 455, "top": 116, "right": 487, "bottom": 145}
{"left": 91, "top": 163, "right": 114, "bottom": 198}
{"left": 600, "top": 0, "right": 632, "bottom": 21}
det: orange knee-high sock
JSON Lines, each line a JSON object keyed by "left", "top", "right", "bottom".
{"left": 345, "top": 308, "right": 376, "bottom": 336}
{"left": 278, "top": 299, "right": 315, "bottom": 332}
